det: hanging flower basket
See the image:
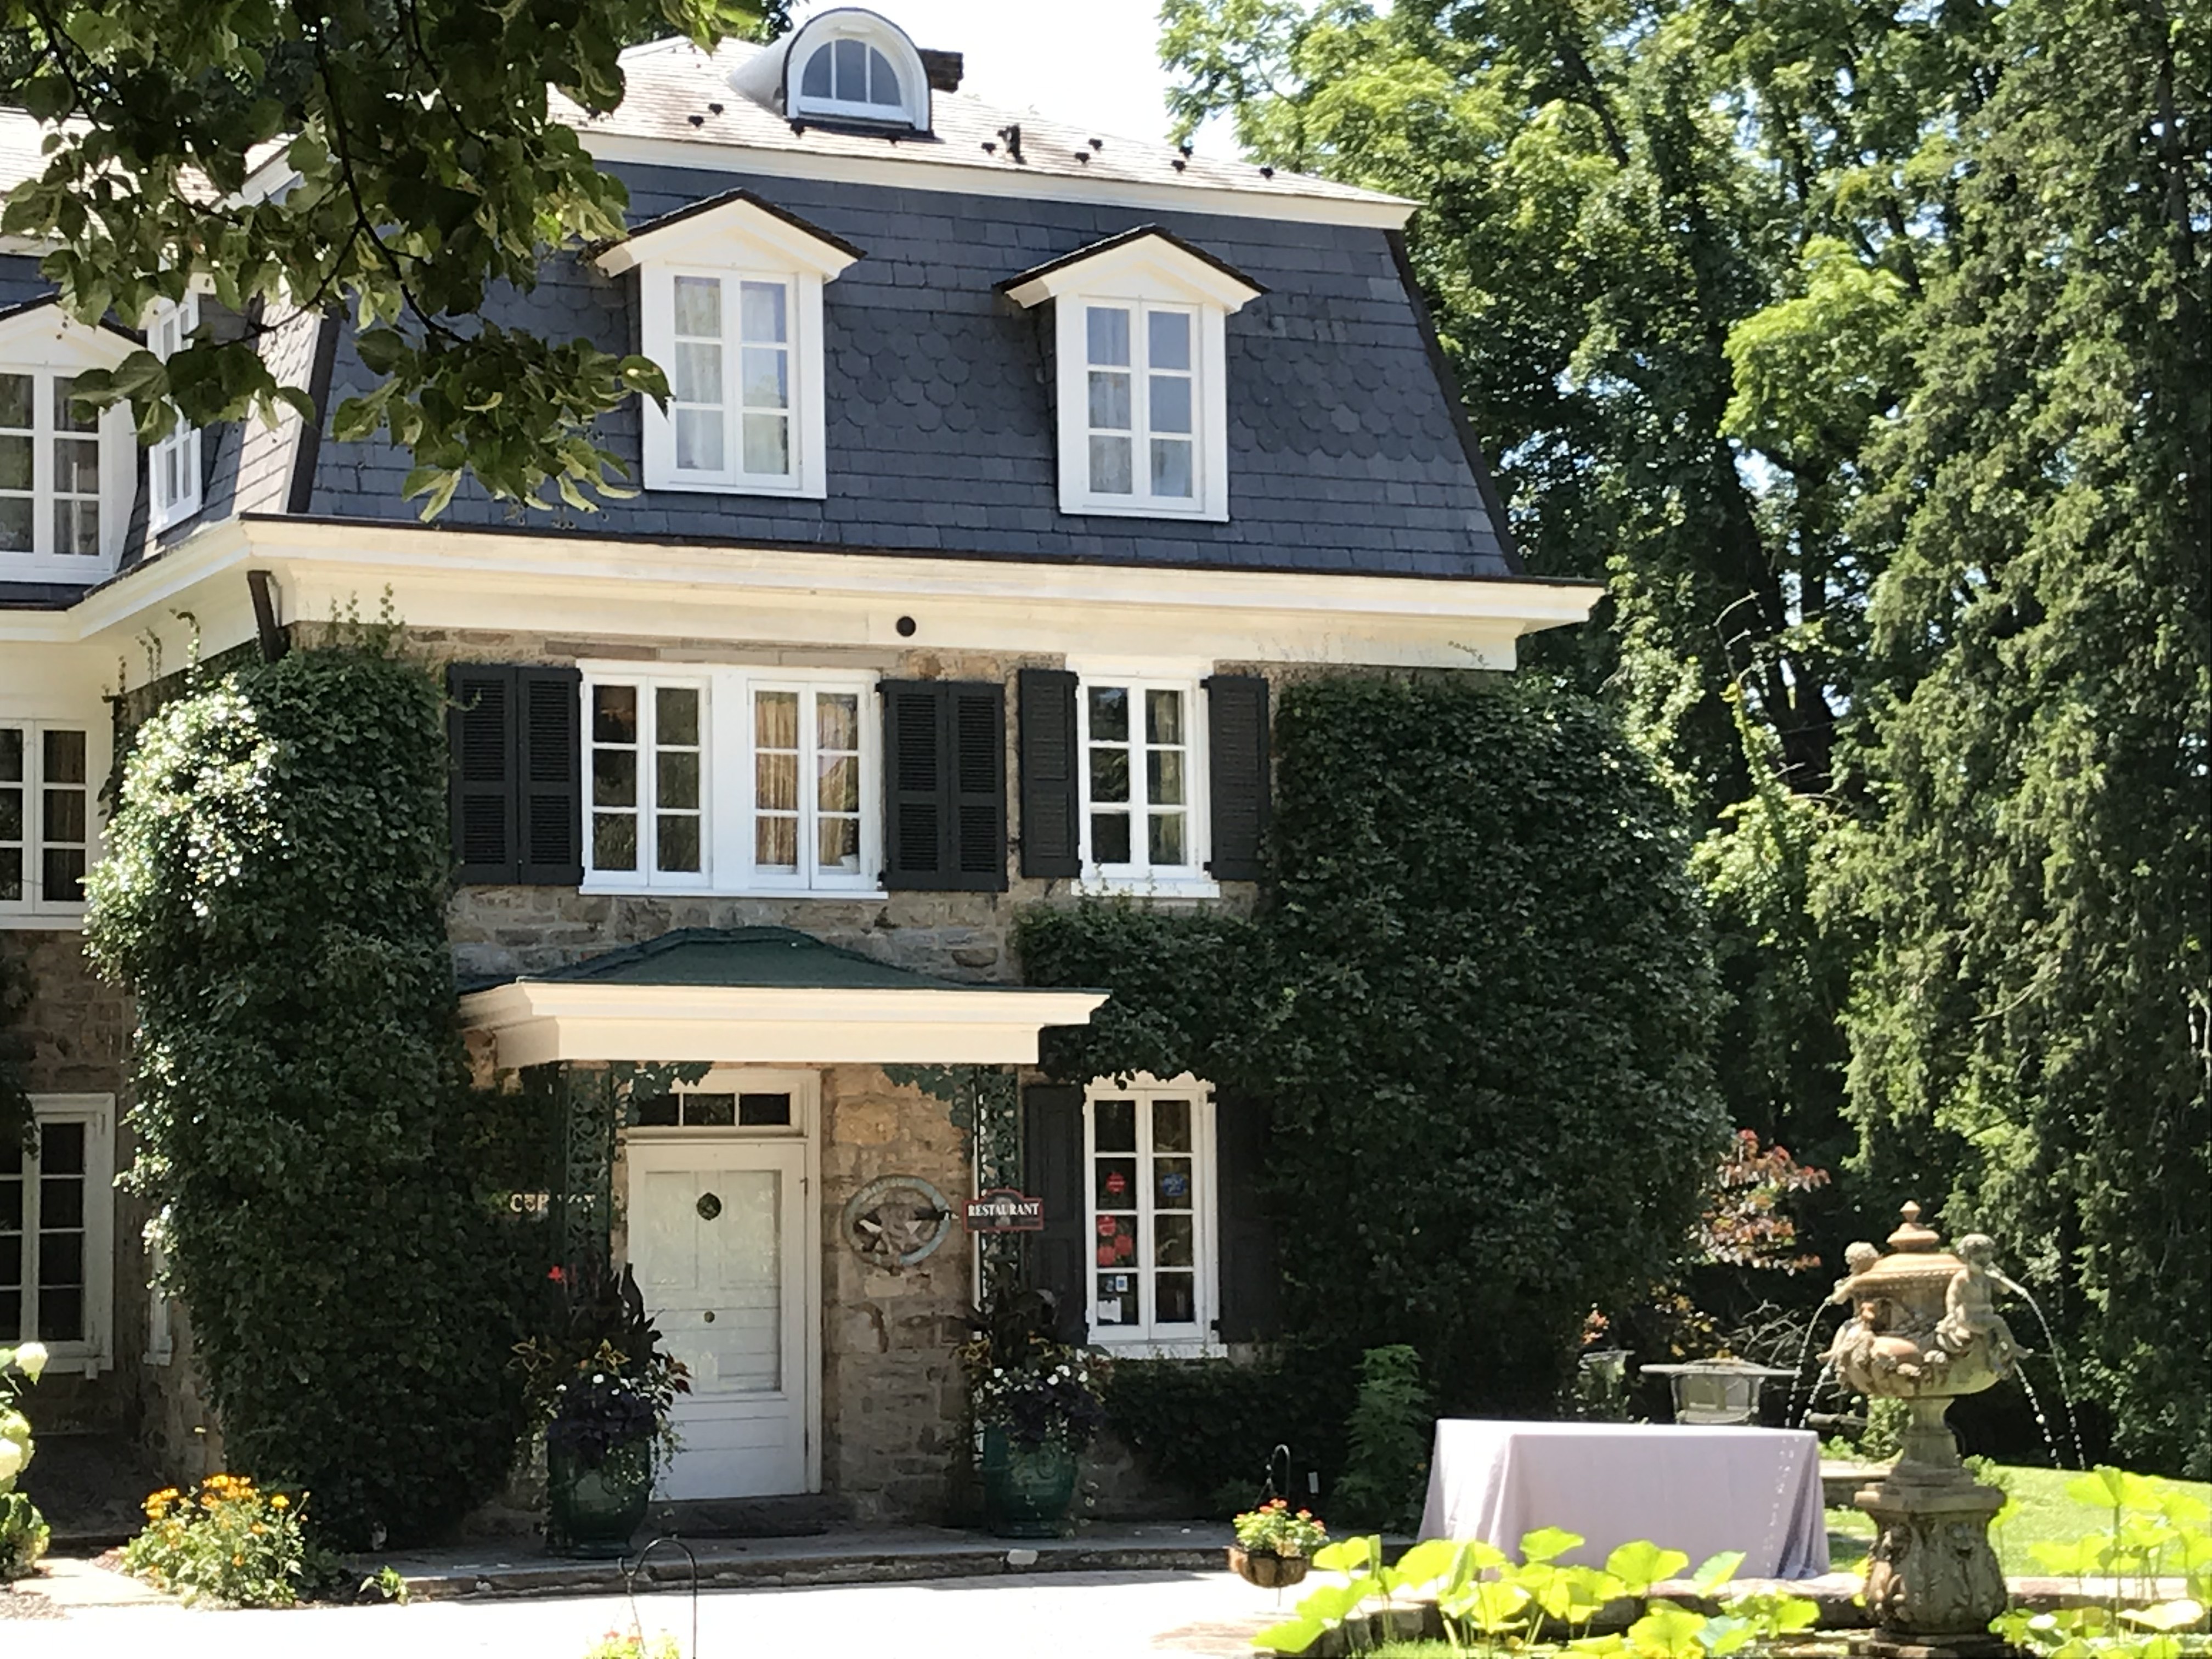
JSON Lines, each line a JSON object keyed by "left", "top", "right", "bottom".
{"left": 1228, "top": 1544, "right": 1312, "bottom": 1589}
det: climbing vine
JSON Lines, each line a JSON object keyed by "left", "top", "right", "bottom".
{"left": 85, "top": 639, "right": 527, "bottom": 1546}
{"left": 1017, "top": 675, "right": 1725, "bottom": 1415}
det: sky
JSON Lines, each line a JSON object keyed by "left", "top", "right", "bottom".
{"left": 786, "top": 0, "right": 1237, "bottom": 153}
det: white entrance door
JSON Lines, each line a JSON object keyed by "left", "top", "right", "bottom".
{"left": 629, "top": 1139, "right": 812, "bottom": 1498}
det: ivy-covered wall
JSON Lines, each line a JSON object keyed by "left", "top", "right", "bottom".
{"left": 86, "top": 640, "right": 528, "bottom": 1545}
{"left": 1019, "top": 674, "right": 1725, "bottom": 1427}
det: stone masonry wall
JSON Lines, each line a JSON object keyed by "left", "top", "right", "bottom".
{"left": 815, "top": 1066, "right": 974, "bottom": 1523}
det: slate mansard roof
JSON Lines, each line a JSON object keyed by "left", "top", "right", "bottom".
{"left": 0, "top": 32, "right": 1523, "bottom": 607}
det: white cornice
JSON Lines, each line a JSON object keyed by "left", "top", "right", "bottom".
{"left": 579, "top": 130, "right": 1419, "bottom": 230}
{"left": 2, "top": 517, "right": 1600, "bottom": 670}
{"left": 459, "top": 979, "right": 1108, "bottom": 1068}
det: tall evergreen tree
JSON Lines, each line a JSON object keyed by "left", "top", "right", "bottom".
{"left": 1837, "top": 0, "right": 2210, "bottom": 1475}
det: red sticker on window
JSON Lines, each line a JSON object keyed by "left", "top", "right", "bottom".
{"left": 1096, "top": 1216, "right": 1117, "bottom": 1238}
{"left": 1105, "top": 1170, "right": 1128, "bottom": 1197}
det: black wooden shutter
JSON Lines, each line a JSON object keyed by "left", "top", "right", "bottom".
{"left": 879, "top": 681, "right": 1008, "bottom": 892}
{"left": 516, "top": 667, "right": 583, "bottom": 885}
{"left": 449, "top": 665, "right": 518, "bottom": 884}
{"left": 1204, "top": 674, "right": 1271, "bottom": 881}
{"left": 447, "top": 663, "right": 582, "bottom": 886}
{"left": 1023, "top": 1084, "right": 1089, "bottom": 1344}
{"left": 1213, "top": 1092, "right": 1282, "bottom": 1342}
{"left": 1017, "top": 668, "right": 1080, "bottom": 878}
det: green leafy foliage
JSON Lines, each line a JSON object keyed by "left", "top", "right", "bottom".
{"left": 1991, "top": 1463, "right": 2211, "bottom": 1656}
{"left": 1100, "top": 1350, "right": 1353, "bottom": 1515}
{"left": 0, "top": 1341, "right": 51, "bottom": 1579}
{"left": 84, "top": 642, "right": 527, "bottom": 1545}
{"left": 1021, "top": 675, "right": 1725, "bottom": 1419}
{"left": 1331, "top": 1345, "right": 1433, "bottom": 1533}
{"left": 1826, "top": 0, "right": 2211, "bottom": 1480}
{"left": 0, "top": 0, "right": 763, "bottom": 515}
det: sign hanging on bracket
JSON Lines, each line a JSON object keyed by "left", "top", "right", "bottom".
{"left": 963, "top": 1188, "right": 1046, "bottom": 1232}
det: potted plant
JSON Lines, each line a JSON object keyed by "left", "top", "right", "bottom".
{"left": 1230, "top": 1497, "right": 1327, "bottom": 1588}
{"left": 517, "top": 1262, "right": 688, "bottom": 1559}
{"left": 960, "top": 1290, "right": 1110, "bottom": 1539}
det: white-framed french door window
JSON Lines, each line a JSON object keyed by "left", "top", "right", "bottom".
{"left": 586, "top": 675, "right": 712, "bottom": 889}
{"left": 641, "top": 264, "right": 826, "bottom": 498}
{"left": 580, "top": 664, "right": 878, "bottom": 896}
{"left": 1072, "top": 667, "right": 1211, "bottom": 893}
{"left": 1, "top": 1094, "right": 115, "bottom": 1374}
{"left": 1, "top": 720, "right": 94, "bottom": 919}
{"left": 1084, "top": 1075, "right": 1218, "bottom": 1352}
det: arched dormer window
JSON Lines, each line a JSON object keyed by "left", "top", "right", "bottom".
{"left": 784, "top": 9, "right": 930, "bottom": 131}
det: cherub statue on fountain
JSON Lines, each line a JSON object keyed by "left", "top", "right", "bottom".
{"left": 1934, "top": 1233, "right": 2029, "bottom": 1372}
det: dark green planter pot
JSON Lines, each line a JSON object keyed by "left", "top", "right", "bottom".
{"left": 546, "top": 1438, "right": 653, "bottom": 1559}
{"left": 979, "top": 1425, "right": 1078, "bottom": 1538}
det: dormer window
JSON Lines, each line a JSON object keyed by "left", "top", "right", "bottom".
{"left": 762, "top": 9, "right": 932, "bottom": 132}
{"left": 0, "top": 300, "right": 137, "bottom": 580}
{"left": 146, "top": 292, "right": 202, "bottom": 531}
{"left": 1001, "top": 228, "right": 1265, "bottom": 524}
{"left": 595, "top": 189, "right": 864, "bottom": 500}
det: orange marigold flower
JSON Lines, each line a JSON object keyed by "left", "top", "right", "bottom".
{"left": 270, "top": 1494, "right": 290, "bottom": 1509}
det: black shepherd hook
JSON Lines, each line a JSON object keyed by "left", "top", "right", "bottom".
{"left": 622, "top": 1533, "right": 701, "bottom": 1659}
{"left": 1261, "top": 1442, "right": 1292, "bottom": 1505}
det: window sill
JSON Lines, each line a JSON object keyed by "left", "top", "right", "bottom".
{"left": 578, "top": 881, "right": 879, "bottom": 902}
{"left": 643, "top": 473, "right": 822, "bottom": 500}
{"left": 1089, "top": 1336, "right": 1227, "bottom": 1361}
{"left": 1069, "top": 876, "right": 1222, "bottom": 901}
{"left": 1060, "top": 499, "right": 1227, "bottom": 523}
{"left": 22, "top": 1346, "right": 109, "bottom": 1378}
{"left": 0, "top": 911, "right": 86, "bottom": 932}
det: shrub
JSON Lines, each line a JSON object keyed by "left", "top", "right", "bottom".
{"left": 0, "top": 1340, "right": 50, "bottom": 1579}
{"left": 1103, "top": 1351, "right": 1353, "bottom": 1516}
{"left": 1331, "top": 1345, "right": 1434, "bottom": 1532}
{"left": 121, "top": 1473, "right": 309, "bottom": 1606}
{"left": 86, "top": 639, "right": 528, "bottom": 1544}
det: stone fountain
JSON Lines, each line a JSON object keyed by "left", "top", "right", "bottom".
{"left": 1824, "top": 1202, "right": 2030, "bottom": 1657}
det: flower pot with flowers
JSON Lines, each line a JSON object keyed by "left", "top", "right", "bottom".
{"left": 516, "top": 1262, "right": 689, "bottom": 1559}
{"left": 960, "top": 1289, "right": 1111, "bottom": 1539}
{"left": 1230, "top": 1498, "right": 1328, "bottom": 1588}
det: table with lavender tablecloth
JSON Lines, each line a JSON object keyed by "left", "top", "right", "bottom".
{"left": 1416, "top": 1420, "right": 1831, "bottom": 1579}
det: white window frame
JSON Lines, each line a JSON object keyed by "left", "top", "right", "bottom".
{"left": 1083, "top": 1074, "right": 1220, "bottom": 1356}
{"left": 583, "top": 672, "right": 714, "bottom": 893}
{"left": 0, "top": 304, "right": 136, "bottom": 579}
{"left": 0, "top": 717, "right": 97, "bottom": 923}
{"left": 3, "top": 1094, "right": 117, "bottom": 1376}
{"left": 1072, "top": 298, "right": 1206, "bottom": 515}
{"left": 1070, "top": 662, "right": 1215, "bottom": 898}
{"left": 782, "top": 13, "right": 932, "bottom": 131}
{"left": 579, "top": 664, "right": 881, "bottom": 899}
{"left": 643, "top": 264, "right": 816, "bottom": 496}
{"left": 146, "top": 291, "right": 202, "bottom": 531}
{"left": 624, "top": 1066, "right": 816, "bottom": 1141}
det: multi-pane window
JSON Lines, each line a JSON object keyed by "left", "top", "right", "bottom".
{"left": 752, "top": 687, "right": 862, "bottom": 885}
{"left": 589, "top": 682, "right": 706, "bottom": 885}
{"left": 1086, "top": 1081, "right": 1214, "bottom": 1344}
{"left": 2, "top": 1097, "right": 112, "bottom": 1362}
{"left": 148, "top": 294, "right": 202, "bottom": 528}
{"left": 667, "top": 273, "right": 794, "bottom": 487}
{"left": 797, "top": 37, "right": 904, "bottom": 115}
{"left": 1, "top": 724, "right": 90, "bottom": 913}
{"left": 0, "top": 373, "right": 103, "bottom": 562}
{"left": 1084, "top": 303, "right": 1196, "bottom": 507}
{"left": 581, "top": 671, "right": 874, "bottom": 894}
{"left": 1080, "top": 681, "right": 1198, "bottom": 877}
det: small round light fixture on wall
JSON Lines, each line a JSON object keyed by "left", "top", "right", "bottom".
{"left": 841, "top": 1175, "right": 953, "bottom": 1271}
{"left": 895, "top": 615, "right": 918, "bottom": 638}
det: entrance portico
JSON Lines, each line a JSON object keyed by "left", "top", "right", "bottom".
{"left": 459, "top": 927, "right": 1103, "bottom": 1509}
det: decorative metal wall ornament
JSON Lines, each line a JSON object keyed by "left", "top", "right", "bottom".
{"left": 841, "top": 1175, "right": 956, "bottom": 1269}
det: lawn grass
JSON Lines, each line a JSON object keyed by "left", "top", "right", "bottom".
{"left": 1826, "top": 1464, "right": 2212, "bottom": 1578}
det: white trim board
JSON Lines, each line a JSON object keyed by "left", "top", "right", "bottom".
{"left": 0, "top": 519, "right": 1600, "bottom": 673}
{"left": 459, "top": 980, "right": 1109, "bottom": 1070}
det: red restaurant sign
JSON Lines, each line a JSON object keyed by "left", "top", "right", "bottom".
{"left": 963, "top": 1188, "right": 1046, "bottom": 1232}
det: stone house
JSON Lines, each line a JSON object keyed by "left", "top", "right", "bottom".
{"left": 0, "top": 10, "right": 1595, "bottom": 1521}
